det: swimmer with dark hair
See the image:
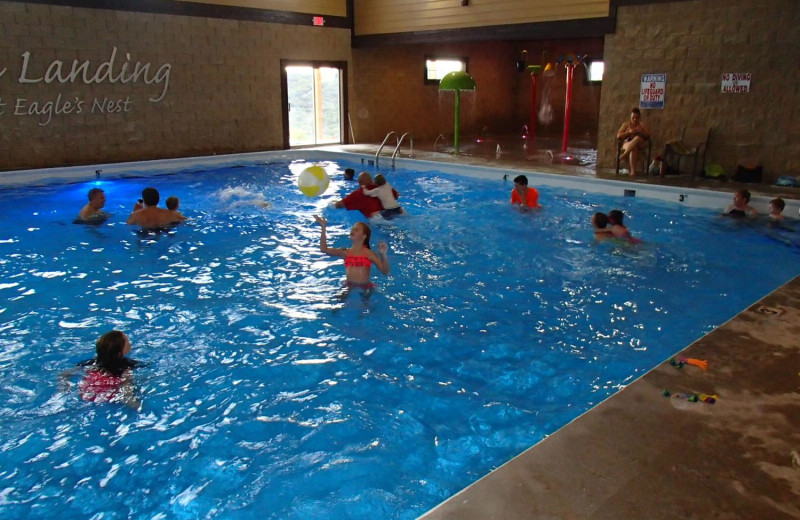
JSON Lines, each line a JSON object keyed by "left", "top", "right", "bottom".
{"left": 165, "top": 196, "right": 187, "bottom": 221}
{"left": 59, "top": 330, "right": 142, "bottom": 409}
{"left": 723, "top": 190, "right": 757, "bottom": 218}
{"left": 127, "top": 187, "right": 185, "bottom": 229}
{"left": 75, "top": 187, "right": 109, "bottom": 224}
{"left": 768, "top": 197, "right": 785, "bottom": 221}
{"left": 608, "top": 209, "right": 642, "bottom": 244}
{"left": 591, "top": 212, "right": 614, "bottom": 242}
{"left": 510, "top": 175, "right": 541, "bottom": 210}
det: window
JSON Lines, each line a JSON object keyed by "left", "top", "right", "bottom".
{"left": 284, "top": 64, "right": 343, "bottom": 147}
{"left": 425, "top": 57, "right": 467, "bottom": 84}
{"left": 587, "top": 60, "right": 604, "bottom": 83}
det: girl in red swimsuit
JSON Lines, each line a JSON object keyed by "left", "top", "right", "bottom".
{"left": 314, "top": 215, "right": 390, "bottom": 286}
{"left": 66, "top": 330, "right": 141, "bottom": 408}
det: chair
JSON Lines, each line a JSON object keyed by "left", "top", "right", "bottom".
{"left": 664, "top": 126, "right": 711, "bottom": 179}
{"left": 615, "top": 137, "right": 651, "bottom": 176}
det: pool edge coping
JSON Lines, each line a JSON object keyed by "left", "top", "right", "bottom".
{"left": 2, "top": 150, "right": 798, "bottom": 216}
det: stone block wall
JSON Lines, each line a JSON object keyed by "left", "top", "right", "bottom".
{"left": 0, "top": 1, "right": 351, "bottom": 171}
{"left": 598, "top": 0, "right": 800, "bottom": 181}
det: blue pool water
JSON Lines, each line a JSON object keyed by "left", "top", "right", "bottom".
{"left": 0, "top": 159, "right": 798, "bottom": 519}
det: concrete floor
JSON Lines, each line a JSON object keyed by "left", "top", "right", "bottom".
{"left": 419, "top": 277, "right": 800, "bottom": 520}
{"left": 323, "top": 136, "right": 800, "bottom": 201}
{"left": 321, "top": 141, "right": 800, "bottom": 520}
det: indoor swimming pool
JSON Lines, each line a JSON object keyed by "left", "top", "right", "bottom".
{"left": 1, "top": 155, "right": 798, "bottom": 519}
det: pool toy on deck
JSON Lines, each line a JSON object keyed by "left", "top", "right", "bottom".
{"left": 298, "top": 165, "right": 330, "bottom": 197}
{"left": 662, "top": 389, "right": 717, "bottom": 403}
{"left": 669, "top": 357, "right": 708, "bottom": 370}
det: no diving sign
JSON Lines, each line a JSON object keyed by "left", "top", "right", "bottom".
{"left": 721, "top": 73, "right": 751, "bottom": 93}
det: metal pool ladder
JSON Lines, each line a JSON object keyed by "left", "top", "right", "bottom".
{"left": 390, "top": 132, "right": 413, "bottom": 169}
{"left": 375, "top": 131, "right": 398, "bottom": 169}
{"left": 376, "top": 131, "right": 413, "bottom": 169}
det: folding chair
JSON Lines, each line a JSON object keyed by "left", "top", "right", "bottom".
{"left": 664, "top": 127, "right": 711, "bottom": 179}
{"left": 615, "top": 137, "right": 652, "bottom": 176}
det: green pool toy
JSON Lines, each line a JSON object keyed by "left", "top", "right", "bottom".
{"left": 704, "top": 164, "right": 725, "bottom": 178}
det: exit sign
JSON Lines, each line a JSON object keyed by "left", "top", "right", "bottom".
{"left": 312, "top": 16, "right": 325, "bottom": 26}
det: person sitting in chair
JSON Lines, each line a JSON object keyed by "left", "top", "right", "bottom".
{"left": 616, "top": 107, "right": 650, "bottom": 177}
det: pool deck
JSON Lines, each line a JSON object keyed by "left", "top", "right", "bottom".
{"left": 323, "top": 142, "right": 800, "bottom": 520}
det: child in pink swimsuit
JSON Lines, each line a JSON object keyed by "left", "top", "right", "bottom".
{"left": 314, "top": 216, "right": 390, "bottom": 286}
{"left": 59, "top": 330, "right": 142, "bottom": 409}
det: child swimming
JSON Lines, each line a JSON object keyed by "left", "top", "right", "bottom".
{"left": 510, "top": 174, "right": 541, "bottom": 211}
{"left": 314, "top": 215, "right": 389, "bottom": 286}
{"left": 60, "top": 330, "right": 142, "bottom": 408}
{"left": 591, "top": 212, "right": 614, "bottom": 242}
{"left": 769, "top": 197, "right": 785, "bottom": 221}
{"left": 165, "top": 196, "right": 187, "bottom": 221}
{"left": 608, "top": 209, "right": 642, "bottom": 244}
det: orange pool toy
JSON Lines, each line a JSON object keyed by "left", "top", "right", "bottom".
{"left": 679, "top": 357, "right": 708, "bottom": 370}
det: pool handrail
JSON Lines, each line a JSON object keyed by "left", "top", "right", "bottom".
{"left": 375, "top": 131, "right": 399, "bottom": 169}
{"left": 391, "top": 133, "right": 413, "bottom": 169}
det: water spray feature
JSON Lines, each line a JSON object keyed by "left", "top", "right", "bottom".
{"left": 517, "top": 50, "right": 555, "bottom": 148}
{"left": 438, "top": 71, "right": 476, "bottom": 154}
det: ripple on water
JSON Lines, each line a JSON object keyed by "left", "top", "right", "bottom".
{"left": 0, "top": 161, "right": 799, "bottom": 519}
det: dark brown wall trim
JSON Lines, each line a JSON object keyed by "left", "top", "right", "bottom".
{"left": 4, "top": 0, "right": 352, "bottom": 28}
{"left": 611, "top": 0, "right": 691, "bottom": 5}
{"left": 352, "top": 17, "right": 616, "bottom": 48}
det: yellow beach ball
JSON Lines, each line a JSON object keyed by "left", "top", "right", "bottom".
{"left": 297, "top": 166, "right": 330, "bottom": 198}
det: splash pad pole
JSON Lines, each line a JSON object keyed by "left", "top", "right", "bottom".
{"left": 518, "top": 51, "right": 554, "bottom": 150}
{"left": 561, "top": 63, "right": 575, "bottom": 153}
{"left": 439, "top": 71, "right": 477, "bottom": 154}
{"left": 529, "top": 72, "right": 538, "bottom": 145}
{"left": 560, "top": 54, "right": 588, "bottom": 154}
{"left": 453, "top": 89, "right": 462, "bottom": 152}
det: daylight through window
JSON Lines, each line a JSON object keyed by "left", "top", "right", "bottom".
{"left": 425, "top": 58, "right": 467, "bottom": 84}
{"left": 588, "top": 61, "right": 604, "bottom": 82}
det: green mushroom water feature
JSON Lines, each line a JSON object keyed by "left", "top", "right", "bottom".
{"left": 438, "top": 71, "right": 476, "bottom": 154}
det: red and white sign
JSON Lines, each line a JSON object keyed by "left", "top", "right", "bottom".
{"left": 721, "top": 73, "right": 751, "bottom": 94}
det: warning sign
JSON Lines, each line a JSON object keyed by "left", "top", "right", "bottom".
{"left": 640, "top": 74, "right": 666, "bottom": 109}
